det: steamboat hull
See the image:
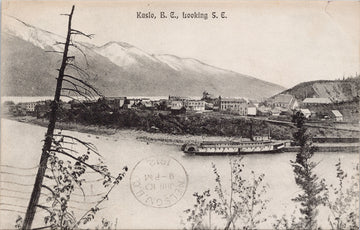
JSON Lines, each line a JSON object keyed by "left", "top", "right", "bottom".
{"left": 182, "top": 141, "right": 285, "bottom": 155}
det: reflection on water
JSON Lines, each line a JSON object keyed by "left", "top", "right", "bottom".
{"left": 0, "top": 119, "right": 358, "bottom": 229}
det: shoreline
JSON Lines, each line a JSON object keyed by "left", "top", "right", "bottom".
{"left": 4, "top": 116, "right": 359, "bottom": 153}
{"left": 4, "top": 116, "right": 253, "bottom": 146}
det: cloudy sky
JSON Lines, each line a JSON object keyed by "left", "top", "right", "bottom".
{"left": 2, "top": 0, "right": 359, "bottom": 88}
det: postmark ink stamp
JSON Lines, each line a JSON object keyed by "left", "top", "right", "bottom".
{"left": 130, "top": 156, "right": 188, "bottom": 208}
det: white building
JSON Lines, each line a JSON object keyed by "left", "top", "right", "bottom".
{"left": 300, "top": 109, "right": 312, "bottom": 118}
{"left": 331, "top": 110, "right": 343, "bottom": 121}
{"left": 303, "top": 97, "right": 332, "bottom": 106}
{"left": 185, "top": 100, "right": 205, "bottom": 111}
{"left": 171, "top": 100, "right": 184, "bottom": 110}
{"left": 267, "top": 94, "right": 299, "bottom": 110}
{"left": 247, "top": 107, "right": 257, "bottom": 116}
{"left": 220, "top": 98, "right": 248, "bottom": 115}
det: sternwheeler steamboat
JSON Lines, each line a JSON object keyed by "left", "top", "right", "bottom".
{"left": 181, "top": 136, "right": 285, "bottom": 155}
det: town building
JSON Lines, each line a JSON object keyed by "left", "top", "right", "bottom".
{"left": 168, "top": 95, "right": 189, "bottom": 103}
{"left": 16, "top": 101, "right": 47, "bottom": 114}
{"left": 170, "top": 100, "right": 186, "bottom": 115}
{"left": 185, "top": 100, "right": 205, "bottom": 111}
{"left": 271, "top": 107, "right": 281, "bottom": 116}
{"left": 247, "top": 107, "right": 257, "bottom": 116}
{"left": 331, "top": 110, "right": 343, "bottom": 121}
{"left": 18, "top": 102, "right": 38, "bottom": 112}
{"left": 300, "top": 109, "right": 312, "bottom": 118}
{"left": 266, "top": 94, "right": 298, "bottom": 110}
{"left": 26, "top": 102, "right": 37, "bottom": 112}
{"left": 257, "top": 106, "right": 271, "bottom": 116}
{"left": 139, "top": 99, "right": 154, "bottom": 109}
{"left": 171, "top": 100, "right": 184, "bottom": 109}
{"left": 220, "top": 98, "right": 248, "bottom": 115}
{"left": 104, "top": 97, "right": 127, "bottom": 110}
{"left": 302, "top": 97, "right": 332, "bottom": 106}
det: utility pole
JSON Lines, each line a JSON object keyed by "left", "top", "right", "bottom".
{"left": 22, "top": 5, "right": 75, "bottom": 229}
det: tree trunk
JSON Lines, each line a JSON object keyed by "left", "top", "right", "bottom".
{"left": 22, "top": 5, "right": 75, "bottom": 229}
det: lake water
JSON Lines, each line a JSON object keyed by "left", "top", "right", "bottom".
{"left": 1, "top": 96, "right": 189, "bottom": 104}
{"left": 0, "top": 118, "right": 358, "bottom": 229}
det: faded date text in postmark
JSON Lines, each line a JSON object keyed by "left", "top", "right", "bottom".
{"left": 130, "top": 156, "right": 188, "bottom": 208}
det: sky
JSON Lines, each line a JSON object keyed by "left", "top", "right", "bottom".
{"left": 2, "top": 0, "right": 359, "bottom": 88}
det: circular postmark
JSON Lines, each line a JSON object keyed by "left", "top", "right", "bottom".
{"left": 130, "top": 155, "right": 188, "bottom": 208}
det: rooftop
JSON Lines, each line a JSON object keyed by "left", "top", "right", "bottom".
{"left": 331, "top": 110, "right": 343, "bottom": 117}
{"left": 272, "top": 94, "right": 294, "bottom": 104}
{"left": 300, "top": 108, "right": 311, "bottom": 114}
{"left": 221, "top": 98, "right": 247, "bottom": 103}
{"left": 303, "top": 97, "right": 332, "bottom": 104}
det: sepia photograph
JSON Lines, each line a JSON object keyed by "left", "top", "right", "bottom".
{"left": 0, "top": 0, "right": 359, "bottom": 229}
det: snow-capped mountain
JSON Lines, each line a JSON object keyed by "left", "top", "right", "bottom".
{"left": 155, "top": 54, "right": 227, "bottom": 75}
{"left": 94, "top": 41, "right": 160, "bottom": 67}
{"left": 1, "top": 15, "right": 285, "bottom": 98}
{"left": 3, "top": 16, "right": 65, "bottom": 52}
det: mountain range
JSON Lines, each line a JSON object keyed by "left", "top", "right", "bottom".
{"left": 1, "top": 16, "right": 285, "bottom": 99}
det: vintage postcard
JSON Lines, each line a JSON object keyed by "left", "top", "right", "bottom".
{"left": 1, "top": 0, "right": 359, "bottom": 229}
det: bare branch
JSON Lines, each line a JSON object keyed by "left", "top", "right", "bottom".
{"left": 32, "top": 225, "right": 53, "bottom": 230}
{"left": 35, "top": 205, "right": 52, "bottom": 215}
{"left": 71, "top": 29, "right": 94, "bottom": 39}
{"left": 50, "top": 146, "right": 79, "bottom": 155}
{"left": 62, "top": 79, "right": 97, "bottom": 99}
{"left": 45, "top": 51, "right": 63, "bottom": 54}
{"left": 41, "top": 185, "right": 63, "bottom": 206}
{"left": 59, "top": 94, "right": 91, "bottom": 112}
{"left": 67, "top": 170, "right": 86, "bottom": 199}
{"left": 52, "top": 134, "right": 100, "bottom": 157}
{"left": 41, "top": 185, "right": 56, "bottom": 197}
{"left": 66, "top": 63, "right": 91, "bottom": 79}
{"left": 50, "top": 149, "right": 113, "bottom": 179}
{"left": 74, "top": 176, "right": 120, "bottom": 228}
{"left": 62, "top": 88, "right": 93, "bottom": 101}
{"left": 68, "top": 42, "right": 89, "bottom": 66}
{"left": 63, "top": 74, "right": 102, "bottom": 97}
{"left": 54, "top": 42, "right": 66, "bottom": 46}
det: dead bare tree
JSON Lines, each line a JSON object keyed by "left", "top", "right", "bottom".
{"left": 22, "top": 5, "right": 125, "bottom": 229}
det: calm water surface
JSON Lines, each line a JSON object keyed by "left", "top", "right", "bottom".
{"left": 0, "top": 119, "right": 358, "bottom": 229}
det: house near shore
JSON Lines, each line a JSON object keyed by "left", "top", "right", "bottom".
{"left": 14, "top": 101, "right": 48, "bottom": 115}
{"left": 220, "top": 98, "right": 248, "bottom": 115}
{"left": 18, "top": 101, "right": 42, "bottom": 113}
